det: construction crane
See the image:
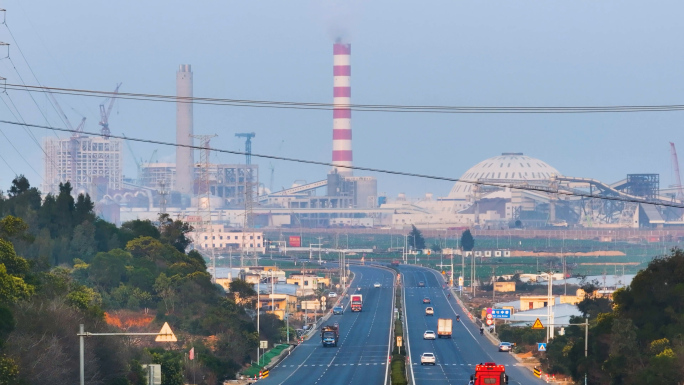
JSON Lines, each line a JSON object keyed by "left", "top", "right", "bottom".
{"left": 235, "top": 132, "right": 255, "bottom": 164}
{"left": 99, "top": 83, "right": 122, "bottom": 138}
{"left": 122, "top": 133, "right": 141, "bottom": 185}
{"left": 670, "top": 142, "right": 684, "bottom": 201}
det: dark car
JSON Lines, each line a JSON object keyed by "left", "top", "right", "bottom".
{"left": 422, "top": 297, "right": 431, "bottom": 304}
{"left": 418, "top": 281, "right": 425, "bottom": 287}
{"left": 333, "top": 306, "right": 344, "bottom": 315}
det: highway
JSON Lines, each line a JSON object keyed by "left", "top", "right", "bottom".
{"left": 259, "top": 265, "right": 395, "bottom": 385}
{"left": 399, "top": 265, "right": 544, "bottom": 385}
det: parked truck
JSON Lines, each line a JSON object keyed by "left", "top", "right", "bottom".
{"left": 321, "top": 325, "right": 339, "bottom": 347}
{"left": 350, "top": 295, "right": 363, "bottom": 312}
{"left": 470, "top": 362, "right": 509, "bottom": 385}
{"left": 437, "top": 318, "right": 452, "bottom": 338}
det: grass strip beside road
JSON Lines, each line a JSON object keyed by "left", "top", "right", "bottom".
{"left": 241, "top": 344, "right": 290, "bottom": 376}
{"left": 390, "top": 268, "right": 408, "bottom": 385}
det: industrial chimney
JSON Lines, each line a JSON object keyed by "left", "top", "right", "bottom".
{"left": 332, "top": 42, "right": 352, "bottom": 176}
{"left": 176, "top": 64, "right": 194, "bottom": 195}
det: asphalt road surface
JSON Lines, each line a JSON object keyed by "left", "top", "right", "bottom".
{"left": 258, "top": 265, "right": 395, "bottom": 385}
{"left": 399, "top": 264, "right": 544, "bottom": 385}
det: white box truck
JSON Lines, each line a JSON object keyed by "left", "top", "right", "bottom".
{"left": 438, "top": 318, "right": 452, "bottom": 338}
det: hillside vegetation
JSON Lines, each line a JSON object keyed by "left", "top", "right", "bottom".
{"left": 0, "top": 176, "right": 284, "bottom": 385}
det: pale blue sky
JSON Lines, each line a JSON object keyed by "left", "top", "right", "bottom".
{"left": 0, "top": 0, "right": 683, "bottom": 198}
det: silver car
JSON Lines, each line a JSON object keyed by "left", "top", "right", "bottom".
{"left": 420, "top": 352, "right": 436, "bottom": 365}
{"left": 498, "top": 342, "right": 513, "bottom": 352}
{"left": 423, "top": 330, "right": 436, "bottom": 340}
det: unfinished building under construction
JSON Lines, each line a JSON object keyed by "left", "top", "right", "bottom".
{"left": 42, "top": 135, "right": 123, "bottom": 199}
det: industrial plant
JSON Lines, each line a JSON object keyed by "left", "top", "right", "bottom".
{"left": 42, "top": 42, "right": 684, "bottom": 245}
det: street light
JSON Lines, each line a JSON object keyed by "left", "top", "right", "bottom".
{"left": 538, "top": 270, "right": 556, "bottom": 341}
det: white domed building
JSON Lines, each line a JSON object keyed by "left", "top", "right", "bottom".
{"left": 388, "top": 153, "right": 563, "bottom": 228}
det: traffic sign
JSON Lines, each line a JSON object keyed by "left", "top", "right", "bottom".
{"left": 155, "top": 322, "right": 177, "bottom": 342}
{"left": 260, "top": 340, "right": 268, "bottom": 349}
{"left": 486, "top": 314, "right": 493, "bottom": 320}
{"left": 486, "top": 319, "right": 493, "bottom": 326}
{"left": 531, "top": 318, "right": 545, "bottom": 330}
{"left": 458, "top": 276, "right": 464, "bottom": 286}
{"left": 396, "top": 336, "right": 403, "bottom": 347}
{"left": 537, "top": 343, "right": 547, "bottom": 352}
{"left": 491, "top": 309, "right": 511, "bottom": 319}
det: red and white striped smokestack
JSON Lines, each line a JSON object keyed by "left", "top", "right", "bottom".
{"left": 332, "top": 42, "right": 352, "bottom": 176}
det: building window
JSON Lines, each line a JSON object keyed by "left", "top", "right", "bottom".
{"left": 257, "top": 236, "right": 261, "bottom": 239}
{"left": 304, "top": 280, "right": 309, "bottom": 286}
{"left": 220, "top": 236, "right": 223, "bottom": 240}
{"left": 212, "top": 236, "right": 215, "bottom": 240}
{"left": 204, "top": 236, "right": 208, "bottom": 240}
{"left": 250, "top": 236, "right": 254, "bottom": 240}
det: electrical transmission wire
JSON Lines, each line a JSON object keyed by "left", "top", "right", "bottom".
{"left": 2, "top": 118, "right": 683, "bottom": 210}
{"left": 0, "top": 95, "right": 44, "bottom": 178}
{"left": 7, "top": 83, "right": 684, "bottom": 114}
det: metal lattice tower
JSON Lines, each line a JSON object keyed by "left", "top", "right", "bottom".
{"left": 158, "top": 180, "right": 168, "bottom": 214}
{"left": 241, "top": 166, "right": 257, "bottom": 267}
{"left": 192, "top": 134, "right": 217, "bottom": 282}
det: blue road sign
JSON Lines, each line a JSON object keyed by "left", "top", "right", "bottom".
{"left": 491, "top": 309, "right": 511, "bottom": 319}
{"left": 538, "top": 343, "right": 547, "bottom": 352}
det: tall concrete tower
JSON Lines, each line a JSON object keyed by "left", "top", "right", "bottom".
{"left": 176, "top": 64, "right": 194, "bottom": 195}
{"left": 332, "top": 42, "right": 352, "bottom": 176}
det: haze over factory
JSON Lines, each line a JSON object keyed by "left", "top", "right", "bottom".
{"left": 43, "top": 43, "right": 684, "bottom": 236}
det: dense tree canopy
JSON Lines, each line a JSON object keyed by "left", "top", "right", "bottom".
{"left": 545, "top": 249, "right": 684, "bottom": 384}
{"left": 0, "top": 176, "right": 284, "bottom": 384}
{"left": 408, "top": 225, "right": 426, "bottom": 250}
{"left": 461, "top": 229, "right": 475, "bottom": 251}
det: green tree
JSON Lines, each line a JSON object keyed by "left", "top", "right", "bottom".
{"left": 148, "top": 349, "right": 184, "bottom": 385}
{"left": 0, "top": 239, "right": 30, "bottom": 277}
{"left": 0, "top": 264, "right": 34, "bottom": 303}
{"left": 88, "top": 249, "right": 131, "bottom": 289}
{"left": 70, "top": 221, "right": 98, "bottom": 263}
{"left": 407, "top": 225, "right": 425, "bottom": 250}
{"left": 460, "top": 229, "right": 474, "bottom": 251}
{"left": 0, "top": 355, "right": 19, "bottom": 385}
{"left": 54, "top": 182, "right": 75, "bottom": 236}
{"left": 120, "top": 220, "right": 160, "bottom": 245}
{"left": 74, "top": 194, "right": 96, "bottom": 225}
{"left": 229, "top": 279, "right": 256, "bottom": 298}
{"left": 0, "top": 215, "right": 29, "bottom": 240}
{"left": 613, "top": 249, "right": 684, "bottom": 343}
{"left": 158, "top": 213, "right": 193, "bottom": 253}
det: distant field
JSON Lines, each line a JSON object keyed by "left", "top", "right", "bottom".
{"left": 263, "top": 231, "right": 678, "bottom": 277}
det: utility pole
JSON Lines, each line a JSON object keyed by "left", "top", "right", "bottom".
{"left": 450, "top": 252, "right": 454, "bottom": 288}
{"left": 472, "top": 252, "right": 476, "bottom": 297}
{"left": 492, "top": 268, "right": 496, "bottom": 302}
{"left": 317, "top": 236, "right": 324, "bottom": 263}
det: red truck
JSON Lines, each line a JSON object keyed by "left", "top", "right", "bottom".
{"left": 350, "top": 295, "right": 363, "bottom": 312}
{"left": 470, "top": 362, "right": 509, "bottom": 385}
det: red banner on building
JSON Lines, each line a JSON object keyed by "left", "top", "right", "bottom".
{"left": 289, "top": 236, "right": 301, "bottom": 247}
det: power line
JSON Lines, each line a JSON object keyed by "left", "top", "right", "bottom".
{"left": 6, "top": 83, "right": 684, "bottom": 114}
{"left": 2, "top": 118, "right": 682, "bottom": 210}
{"left": 0, "top": 95, "right": 44, "bottom": 179}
